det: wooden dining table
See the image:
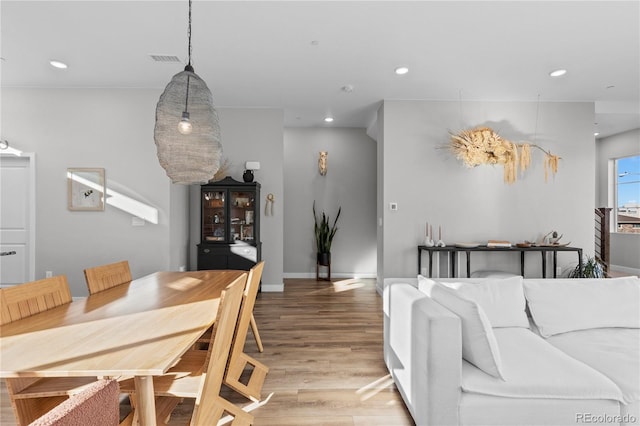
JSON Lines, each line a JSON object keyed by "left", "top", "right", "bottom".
{"left": 0, "top": 269, "right": 246, "bottom": 426}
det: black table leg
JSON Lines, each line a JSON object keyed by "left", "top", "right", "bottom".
{"left": 466, "top": 251, "right": 471, "bottom": 277}
{"left": 450, "top": 251, "right": 456, "bottom": 278}
{"left": 520, "top": 252, "right": 525, "bottom": 277}
{"left": 578, "top": 249, "right": 583, "bottom": 277}
{"left": 553, "top": 251, "right": 558, "bottom": 278}
{"left": 541, "top": 252, "right": 547, "bottom": 278}
{"left": 418, "top": 248, "right": 422, "bottom": 275}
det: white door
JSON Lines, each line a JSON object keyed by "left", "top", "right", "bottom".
{"left": 0, "top": 153, "right": 35, "bottom": 286}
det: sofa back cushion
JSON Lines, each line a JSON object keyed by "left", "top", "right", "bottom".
{"left": 431, "top": 283, "right": 505, "bottom": 380}
{"left": 523, "top": 276, "right": 640, "bottom": 337}
{"left": 419, "top": 275, "right": 529, "bottom": 328}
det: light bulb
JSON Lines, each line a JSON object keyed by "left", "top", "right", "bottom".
{"left": 178, "top": 111, "right": 192, "bottom": 135}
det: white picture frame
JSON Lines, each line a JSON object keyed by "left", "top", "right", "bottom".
{"left": 67, "top": 168, "right": 105, "bottom": 211}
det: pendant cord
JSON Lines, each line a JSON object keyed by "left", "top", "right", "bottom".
{"left": 183, "top": 0, "right": 192, "bottom": 112}
{"left": 187, "top": 0, "right": 192, "bottom": 67}
{"left": 185, "top": 75, "right": 191, "bottom": 112}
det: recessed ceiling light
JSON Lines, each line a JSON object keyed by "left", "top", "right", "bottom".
{"left": 324, "top": 117, "right": 334, "bottom": 123}
{"left": 549, "top": 69, "right": 567, "bottom": 77}
{"left": 594, "top": 132, "right": 600, "bottom": 136}
{"left": 395, "top": 67, "right": 409, "bottom": 75}
{"left": 394, "top": 66, "right": 409, "bottom": 75}
{"left": 49, "top": 60, "right": 68, "bottom": 69}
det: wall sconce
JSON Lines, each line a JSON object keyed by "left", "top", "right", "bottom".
{"left": 243, "top": 161, "right": 260, "bottom": 182}
{"left": 318, "top": 151, "right": 328, "bottom": 176}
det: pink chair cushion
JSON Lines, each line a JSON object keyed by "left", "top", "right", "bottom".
{"left": 28, "top": 379, "right": 119, "bottom": 426}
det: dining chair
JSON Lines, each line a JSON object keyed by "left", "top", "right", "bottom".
{"left": 223, "top": 261, "right": 270, "bottom": 402}
{"left": 0, "top": 276, "right": 100, "bottom": 426}
{"left": 27, "top": 379, "right": 120, "bottom": 426}
{"left": 83, "top": 260, "right": 132, "bottom": 295}
{"left": 193, "top": 262, "right": 268, "bottom": 400}
{"left": 196, "top": 268, "right": 264, "bottom": 353}
{"left": 119, "top": 273, "right": 253, "bottom": 425}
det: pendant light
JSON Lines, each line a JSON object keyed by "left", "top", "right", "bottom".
{"left": 154, "top": 0, "right": 222, "bottom": 184}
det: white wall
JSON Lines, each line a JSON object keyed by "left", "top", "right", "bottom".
{"left": 3, "top": 89, "right": 285, "bottom": 295}
{"left": 596, "top": 128, "right": 640, "bottom": 273}
{"left": 2, "top": 88, "right": 180, "bottom": 296}
{"left": 188, "top": 108, "right": 285, "bottom": 291}
{"left": 378, "top": 100, "right": 596, "bottom": 290}
{"left": 283, "top": 127, "right": 377, "bottom": 277}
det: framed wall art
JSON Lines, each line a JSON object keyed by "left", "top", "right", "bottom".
{"left": 67, "top": 168, "right": 105, "bottom": 211}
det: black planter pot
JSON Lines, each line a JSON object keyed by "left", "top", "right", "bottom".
{"left": 242, "top": 169, "right": 254, "bottom": 182}
{"left": 317, "top": 252, "right": 331, "bottom": 266}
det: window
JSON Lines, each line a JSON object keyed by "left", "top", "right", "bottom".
{"left": 616, "top": 155, "right": 640, "bottom": 233}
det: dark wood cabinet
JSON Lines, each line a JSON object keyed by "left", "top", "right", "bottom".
{"left": 197, "top": 177, "right": 261, "bottom": 271}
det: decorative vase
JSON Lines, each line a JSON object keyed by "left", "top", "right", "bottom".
{"left": 243, "top": 169, "right": 254, "bottom": 182}
{"left": 317, "top": 252, "right": 331, "bottom": 266}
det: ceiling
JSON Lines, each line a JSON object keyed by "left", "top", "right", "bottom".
{"left": 2, "top": 1, "right": 639, "bottom": 137}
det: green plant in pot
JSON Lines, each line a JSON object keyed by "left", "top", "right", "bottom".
{"left": 568, "top": 255, "right": 605, "bottom": 278}
{"left": 313, "top": 202, "right": 341, "bottom": 266}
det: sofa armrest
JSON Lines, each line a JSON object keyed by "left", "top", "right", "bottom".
{"left": 384, "top": 282, "right": 461, "bottom": 426}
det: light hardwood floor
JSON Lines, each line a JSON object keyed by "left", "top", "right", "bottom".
{"left": 1, "top": 278, "right": 413, "bottom": 426}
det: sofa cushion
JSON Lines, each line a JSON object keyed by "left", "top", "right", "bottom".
{"left": 546, "top": 327, "right": 640, "bottom": 404}
{"left": 419, "top": 275, "right": 529, "bottom": 328}
{"left": 447, "top": 276, "right": 528, "bottom": 328}
{"left": 431, "top": 283, "right": 505, "bottom": 380}
{"left": 462, "top": 328, "right": 625, "bottom": 402}
{"left": 523, "top": 277, "right": 640, "bottom": 337}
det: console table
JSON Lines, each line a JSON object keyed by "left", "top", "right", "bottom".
{"left": 417, "top": 245, "right": 583, "bottom": 278}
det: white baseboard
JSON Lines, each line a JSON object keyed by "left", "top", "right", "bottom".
{"left": 610, "top": 264, "right": 640, "bottom": 276}
{"left": 283, "top": 272, "right": 377, "bottom": 279}
{"left": 261, "top": 282, "right": 284, "bottom": 292}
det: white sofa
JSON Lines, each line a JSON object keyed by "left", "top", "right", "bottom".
{"left": 383, "top": 276, "right": 640, "bottom": 426}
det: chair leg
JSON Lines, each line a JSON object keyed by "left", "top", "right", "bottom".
{"left": 225, "top": 353, "right": 269, "bottom": 402}
{"left": 249, "top": 314, "right": 264, "bottom": 353}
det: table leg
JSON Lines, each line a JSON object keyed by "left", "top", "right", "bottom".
{"left": 451, "top": 251, "right": 456, "bottom": 278}
{"left": 418, "top": 248, "right": 422, "bottom": 275}
{"left": 553, "top": 251, "right": 558, "bottom": 278}
{"left": 134, "top": 375, "right": 157, "bottom": 426}
{"left": 578, "top": 249, "right": 583, "bottom": 277}
{"left": 520, "top": 252, "right": 525, "bottom": 277}
{"left": 465, "top": 251, "right": 471, "bottom": 278}
{"left": 541, "top": 252, "right": 547, "bottom": 278}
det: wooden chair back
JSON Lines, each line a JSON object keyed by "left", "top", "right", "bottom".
{"left": 0, "top": 276, "right": 100, "bottom": 426}
{"left": 223, "top": 261, "right": 269, "bottom": 402}
{"left": 231, "top": 261, "right": 265, "bottom": 360}
{"left": 28, "top": 379, "right": 119, "bottom": 426}
{"left": 0, "top": 276, "right": 72, "bottom": 325}
{"left": 83, "top": 260, "right": 132, "bottom": 295}
{"left": 191, "top": 273, "right": 247, "bottom": 425}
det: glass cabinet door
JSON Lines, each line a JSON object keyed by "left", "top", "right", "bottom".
{"left": 202, "top": 190, "right": 226, "bottom": 242}
{"left": 230, "top": 191, "right": 256, "bottom": 242}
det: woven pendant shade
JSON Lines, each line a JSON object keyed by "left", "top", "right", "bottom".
{"left": 154, "top": 69, "right": 222, "bottom": 184}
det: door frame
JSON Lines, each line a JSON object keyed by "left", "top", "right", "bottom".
{"left": 1, "top": 151, "right": 36, "bottom": 282}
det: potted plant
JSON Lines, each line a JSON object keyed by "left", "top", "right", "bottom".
{"left": 313, "top": 202, "right": 341, "bottom": 266}
{"left": 568, "top": 255, "right": 605, "bottom": 278}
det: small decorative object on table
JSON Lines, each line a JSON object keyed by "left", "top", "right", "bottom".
{"left": 487, "top": 239, "right": 512, "bottom": 248}
{"left": 424, "top": 221, "right": 435, "bottom": 247}
{"left": 435, "top": 225, "right": 446, "bottom": 247}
